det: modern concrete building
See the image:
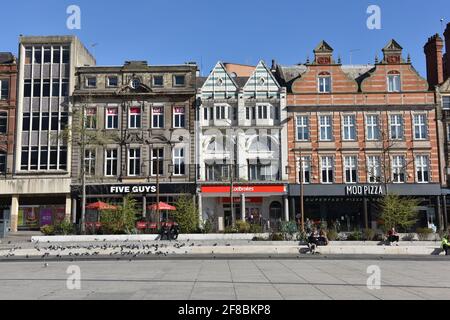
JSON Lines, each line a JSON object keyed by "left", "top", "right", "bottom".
{"left": 0, "top": 52, "right": 17, "bottom": 229}
{"left": 71, "top": 60, "right": 198, "bottom": 224}
{"left": 5, "top": 36, "right": 95, "bottom": 232}
{"left": 276, "top": 40, "right": 443, "bottom": 231}
{"left": 196, "top": 61, "right": 288, "bottom": 231}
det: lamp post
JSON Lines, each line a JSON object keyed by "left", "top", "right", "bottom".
{"left": 298, "top": 150, "right": 305, "bottom": 233}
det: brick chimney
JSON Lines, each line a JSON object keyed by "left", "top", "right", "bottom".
{"left": 424, "top": 34, "right": 444, "bottom": 89}
{"left": 444, "top": 23, "right": 450, "bottom": 80}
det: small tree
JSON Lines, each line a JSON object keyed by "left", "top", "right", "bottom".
{"left": 101, "top": 195, "right": 138, "bottom": 234}
{"left": 173, "top": 196, "right": 199, "bottom": 233}
{"left": 379, "top": 193, "right": 419, "bottom": 232}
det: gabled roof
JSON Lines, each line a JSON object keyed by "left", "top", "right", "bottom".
{"left": 383, "top": 39, "right": 403, "bottom": 52}
{"left": 202, "top": 61, "right": 239, "bottom": 90}
{"left": 243, "top": 60, "right": 281, "bottom": 90}
{"left": 314, "top": 40, "right": 334, "bottom": 53}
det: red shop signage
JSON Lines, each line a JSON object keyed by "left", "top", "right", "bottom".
{"left": 202, "top": 185, "right": 285, "bottom": 194}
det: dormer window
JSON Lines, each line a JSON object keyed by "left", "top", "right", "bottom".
{"left": 86, "top": 77, "right": 97, "bottom": 88}
{"left": 318, "top": 72, "right": 331, "bottom": 93}
{"left": 387, "top": 71, "right": 401, "bottom": 92}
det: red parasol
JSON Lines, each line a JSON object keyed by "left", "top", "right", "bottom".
{"left": 147, "top": 202, "right": 177, "bottom": 211}
{"left": 86, "top": 201, "right": 117, "bottom": 211}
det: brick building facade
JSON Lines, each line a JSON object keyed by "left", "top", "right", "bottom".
{"left": 276, "top": 40, "right": 442, "bottom": 231}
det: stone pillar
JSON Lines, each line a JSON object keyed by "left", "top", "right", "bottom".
{"left": 284, "top": 196, "right": 289, "bottom": 222}
{"left": 65, "top": 195, "right": 72, "bottom": 222}
{"left": 142, "top": 196, "right": 147, "bottom": 218}
{"left": 290, "top": 197, "right": 296, "bottom": 222}
{"left": 241, "top": 194, "right": 246, "bottom": 221}
{"left": 71, "top": 198, "right": 77, "bottom": 224}
{"left": 443, "top": 195, "right": 448, "bottom": 231}
{"left": 10, "top": 196, "right": 19, "bottom": 233}
{"left": 363, "top": 198, "right": 369, "bottom": 230}
{"left": 437, "top": 196, "right": 444, "bottom": 232}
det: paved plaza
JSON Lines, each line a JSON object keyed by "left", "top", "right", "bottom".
{"left": 0, "top": 258, "right": 449, "bottom": 300}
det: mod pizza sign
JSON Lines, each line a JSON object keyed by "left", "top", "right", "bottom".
{"left": 201, "top": 185, "right": 286, "bottom": 194}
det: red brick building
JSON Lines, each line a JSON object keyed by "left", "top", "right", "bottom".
{"left": 275, "top": 40, "right": 442, "bottom": 232}
{"left": 0, "top": 53, "right": 17, "bottom": 226}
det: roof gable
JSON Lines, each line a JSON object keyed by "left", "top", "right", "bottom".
{"left": 243, "top": 61, "right": 281, "bottom": 98}
{"left": 201, "top": 61, "right": 238, "bottom": 99}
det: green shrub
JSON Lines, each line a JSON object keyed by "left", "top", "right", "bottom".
{"left": 201, "top": 220, "right": 213, "bottom": 234}
{"left": 416, "top": 228, "right": 433, "bottom": 241}
{"left": 224, "top": 226, "right": 239, "bottom": 234}
{"left": 362, "top": 228, "right": 376, "bottom": 241}
{"left": 41, "top": 225, "right": 55, "bottom": 236}
{"left": 249, "top": 223, "right": 262, "bottom": 234}
{"left": 100, "top": 196, "right": 138, "bottom": 234}
{"left": 402, "top": 233, "right": 416, "bottom": 241}
{"left": 327, "top": 229, "right": 338, "bottom": 241}
{"left": 270, "top": 233, "right": 284, "bottom": 241}
{"left": 347, "top": 231, "right": 363, "bottom": 241}
{"left": 296, "top": 230, "right": 308, "bottom": 242}
{"left": 236, "top": 220, "right": 251, "bottom": 233}
{"left": 54, "top": 220, "right": 75, "bottom": 235}
{"left": 173, "top": 196, "right": 199, "bottom": 233}
{"left": 280, "top": 221, "right": 299, "bottom": 240}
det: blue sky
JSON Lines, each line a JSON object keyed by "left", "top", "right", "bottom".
{"left": 1, "top": 0, "right": 449, "bottom": 77}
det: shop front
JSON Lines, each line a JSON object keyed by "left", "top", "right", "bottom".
{"left": 71, "top": 183, "right": 196, "bottom": 224}
{"left": 199, "top": 184, "right": 288, "bottom": 231}
{"left": 288, "top": 184, "right": 443, "bottom": 231}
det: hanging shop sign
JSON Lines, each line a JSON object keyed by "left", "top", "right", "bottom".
{"left": 110, "top": 185, "right": 157, "bottom": 194}
{"left": 74, "top": 183, "right": 197, "bottom": 196}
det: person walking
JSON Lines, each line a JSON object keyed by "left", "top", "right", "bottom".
{"left": 442, "top": 236, "right": 450, "bottom": 256}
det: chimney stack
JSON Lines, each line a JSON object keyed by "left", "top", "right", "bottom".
{"left": 424, "top": 34, "right": 444, "bottom": 89}
{"left": 444, "top": 22, "right": 450, "bottom": 80}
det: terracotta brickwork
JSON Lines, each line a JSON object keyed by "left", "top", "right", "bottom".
{"left": 283, "top": 40, "right": 439, "bottom": 187}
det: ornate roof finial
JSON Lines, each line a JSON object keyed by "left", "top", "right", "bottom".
{"left": 407, "top": 53, "right": 411, "bottom": 63}
{"left": 338, "top": 55, "right": 342, "bottom": 64}
{"left": 375, "top": 55, "right": 379, "bottom": 64}
{"left": 306, "top": 56, "right": 310, "bottom": 64}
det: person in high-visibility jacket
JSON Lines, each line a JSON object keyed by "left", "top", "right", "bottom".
{"left": 442, "top": 236, "right": 449, "bottom": 256}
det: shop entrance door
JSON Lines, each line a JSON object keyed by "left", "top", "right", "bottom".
{"left": 269, "top": 202, "right": 283, "bottom": 231}
{"left": 223, "top": 204, "right": 241, "bottom": 227}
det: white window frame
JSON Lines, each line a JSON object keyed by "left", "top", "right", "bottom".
{"left": 257, "top": 105, "right": 269, "bottom": 120}
{"left": 367, "top": 156, "right": 381, "bottom": 184}
{"left": 344, "top": 156, "right": 358, "bottom": 184}
{"left": 318, "top": 76, "right": 331, "bottom": 93}
{"left": 342, "top": 115, "right": 356, "bottom": 141}
{"left": 105, "top": 149, "right": 118, "bottom": 177}
{"left": 297, "top": 156, "right": 311, "bottom": 184}
{"left": 86, "top": 77, "right": 97, "bottom": 88}
{"left": 413, "top": 114, "right": 428, "bottom": 140}
{"left": 392, "top": 155, "right": 406, "bottom": 184}
{"left": 151, "top": 148, "right": 164, "bottom": 176}
{"left": 106, "top": 107, "right": 119, "bottom": 129}
{"left": 387, "top": 74, "right": 401, "bottom": 92}
{"left": 215, "top": 105, "right": 228, "bottom": 120}
{"left": 84, "top": 149, "right": 96, "bottom": 177}
{"left": 173, "top": 147, "right": 185, "bottom": 176}
{"left": 128, "top": 107, "right": 142, "bottom": 129}
{"left": 366, "top": 115, "right": 380, "bottom": 141}
{"left": 128, "top": 148, "right": 141, "bottom": 177}
{"left": 321, "top": 156, "right": 334, "bottom": 184}
{"left": 319, "top": 115, "right": 333, "bottom": 141}
{"left": 106, "top": 76, "right": 118, "bottom": 87}
{"left": 415, "top": 155, "right": 430, "bottom": 184}
{"left": 296, "top": 116, "right": 309, "bottom": 141}
{"left": 390, "top": 114, "right": 403, "bottom": 140}
{"left": 173, "top": 106, "right": 186, "bottom": 128}
{"left": 85, "top": 107, "right": 97, "bottom": 129}
{"left": 152, "top": 106, "right": 165, "bottom": 129}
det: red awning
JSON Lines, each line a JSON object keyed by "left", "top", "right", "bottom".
{"left": 147, "top": 202, "right": 177, "bottom": 211}
{"left": 86, "top": 201, "right": 117, "bottom": 211}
